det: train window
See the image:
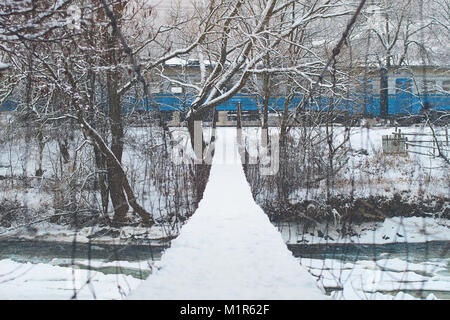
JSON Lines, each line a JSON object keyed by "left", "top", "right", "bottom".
{"left": 395, "top": 79, "right": 412, "bottom": 94}
{"left": 442, "top": 80, "right": 450, "bottom": 93}
{"left": 395, "top": 80, "right": 401, "bottom": 94}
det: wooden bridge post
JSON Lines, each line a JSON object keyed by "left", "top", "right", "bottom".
{"left": 168, "top": 111, "right": 181, "bottom": 126}
{"left": 212, "top": 106, "right": 217, "bottom": 129}
{"left": 236, "top": 101, "right": 249, "bottom": 175}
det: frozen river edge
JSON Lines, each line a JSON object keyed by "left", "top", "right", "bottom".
{"left": 1, "top": 215, "right": 449, "bottom": 246}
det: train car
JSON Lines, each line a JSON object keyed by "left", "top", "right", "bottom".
{"left": 127, "top": 63, "right": 450, "bottom": 121}
{"left": 2, "top": 65, "right": 449, "bottom": 123}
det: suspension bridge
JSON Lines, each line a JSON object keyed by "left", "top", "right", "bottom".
{"left": 129, "top": 128, "right": 326, "bottom": 300}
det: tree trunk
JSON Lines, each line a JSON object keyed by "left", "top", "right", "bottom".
{"left": 76, "top": 110, "right": 154, "bottom": 226}
{"left": 107, "top": 73, "right": 129, "bottom": 223}
{"left": 93, "top": 144, "right": 109, "bottom": 216}
{"left": 261, "top": 71, "right": 270, "bottom": 147}
{"left": 35, "top": 129, "right": 45, "bottom": 176}
{"left": 278, "top": 98, "right": 290, "bottom": 203}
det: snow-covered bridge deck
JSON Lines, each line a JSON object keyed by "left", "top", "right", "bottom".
{"left": 129, "top": 128, "right": 325, "bottom": 299}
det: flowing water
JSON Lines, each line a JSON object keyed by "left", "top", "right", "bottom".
{"left": 287, "top": 241, "right": 449, "bottom": 263}
{"left": 0, "top": 240, "right": 168, "bottom": 280}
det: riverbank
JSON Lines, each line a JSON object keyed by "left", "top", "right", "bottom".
{"left": 0, "top": 217, "right": 450, "bottom": 247}
{"left": 0, "top": 221, "right": 175, "bottom": 246}
{"left": 277, "top": 216, "right": 450, "bottom": 245}
{"left": 1, "top": 215, "right": 449, "bottom": 246}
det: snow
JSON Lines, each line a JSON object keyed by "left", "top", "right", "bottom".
{"left": 0, "top": 125, "right": 194, "bottom": 243}
{"left": 0, "top": 259, "right": 142, "bottom": 300}
{"left": 0, "top": 124, "right": 447, "bottom": 299}
{"left": 243, "top": 125, "right": 449, "bottom": 201}
{"left": 129, "top": 128, "right": 326, "bottom": 299}
{"left": 299, "top": 257, "right": 450, "bottom": 300}
{"left": 0, "top": 125, "right": 446, "bottom": 246}
{"left": 164, "top": 57, "right": 214, "bottom": 66}
{"left": 164, "top": 57, "right": 187, "bottom": 66}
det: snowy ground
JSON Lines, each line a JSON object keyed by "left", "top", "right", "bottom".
{"left": 244, "top": 124, "right": 449, "bottom": 247}
{"left": 0, "top": 124, "right": 447, "bottom": 246}
{"left": 0, "top": 121, "right": 194, "bottom": 240}
{"left": 341, "top": 125, "right": 449, "bottom": 199}
{"left": 129, "top": 128, "right": 326, "bottom": 300}
{"left": 243, "top": 125, "right": 449, "bottom": 200}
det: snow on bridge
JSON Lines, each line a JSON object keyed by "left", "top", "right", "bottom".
{"left": 129, "top": 128, "right": 326, "bottom": 299}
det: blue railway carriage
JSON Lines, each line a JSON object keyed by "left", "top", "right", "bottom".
{"left": 2, "top": 64, "right": 449, "bottom": 123}
{"left": 123, "top": 64, "right": 449, "bottom": 121}
{"left": 363, "top": 65, "right": 450, "bottom": 117}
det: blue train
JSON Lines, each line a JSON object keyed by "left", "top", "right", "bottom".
{"left": 123, "top": 89, "right": 450, "bottom": 116}
{"left": 2, "top": 67, "right": 449, "bottom": 122}
{"left": 2, "top": 91, "right": 449, "bottom": 115}
{"left": 120, "top": 67, "right": 450, "bottom": 120}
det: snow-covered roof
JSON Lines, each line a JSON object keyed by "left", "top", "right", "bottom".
{"left": 164, "top": 57, "right": 213, "bottom": 67}
{"left": 165, "top": 57, "right": 187, "bottom": 66}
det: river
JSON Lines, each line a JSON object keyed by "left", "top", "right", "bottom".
{"left": 0, "top": 240, "right": 448, "bottom": 299}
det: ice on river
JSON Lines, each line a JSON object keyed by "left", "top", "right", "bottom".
{"left": 299, "top": 257, "right": 449, "bottom": 300}
{"left": 0, "top": 259, "right": 141, "bottom": 299}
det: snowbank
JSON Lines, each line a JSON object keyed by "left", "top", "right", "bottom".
{"left": 0, "top": 259, "right": 142, "bottom": 300}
